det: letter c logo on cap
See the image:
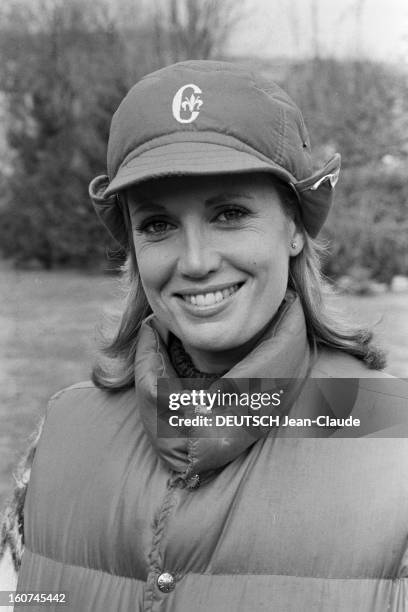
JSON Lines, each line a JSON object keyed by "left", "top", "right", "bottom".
{"left": 172, "top": 83, "right": 203, "bottom": 124}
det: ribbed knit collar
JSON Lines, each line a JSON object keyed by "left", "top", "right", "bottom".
{"left": 134, "top": 292, "right": 310, "bottom": 478}
{"left": 168, "top": 333, "right": 224, "bottom": 380}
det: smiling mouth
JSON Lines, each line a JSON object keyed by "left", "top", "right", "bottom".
{"left": 178, "top": 283, "right": 243, "bottom": 307}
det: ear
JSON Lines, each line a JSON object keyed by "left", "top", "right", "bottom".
{"left": 288, "top": 219, "right": 305, "bottom": 257}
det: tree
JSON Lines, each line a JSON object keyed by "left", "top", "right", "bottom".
{"left": 281, "top": 58, "right": 408, "bottom": 167}
{"left": 150, "top": 0, "right": 241, "bottom": 64}
{"left": 0, "top": 0, "right": 132, "bottom": 267}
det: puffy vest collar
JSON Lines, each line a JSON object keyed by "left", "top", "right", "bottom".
{"left": 134, "top": 292, "right": 310, "bottom": 477}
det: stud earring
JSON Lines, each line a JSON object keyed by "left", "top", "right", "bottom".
{"left": 291, "top": 241, "right": 297, "bottom": 249}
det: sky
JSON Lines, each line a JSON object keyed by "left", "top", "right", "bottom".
{"left": 227, "top": 0, "right": 408, "bottom": 64}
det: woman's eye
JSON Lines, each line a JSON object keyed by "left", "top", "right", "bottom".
{"left": 139, "top": 220, "right": 173, "bottom": 236}
{"left": 216, "top": 207, "right": 248, "bottom": 223}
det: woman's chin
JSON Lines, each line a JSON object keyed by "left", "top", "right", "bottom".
{"left": 182, "top": 335, "right": 238, "bottom": 355}
{"left": 180, "top": 326, "right": 255, "bottom": 362}
{"left": 175, "top": 316, "right": 277, "bottom": 372}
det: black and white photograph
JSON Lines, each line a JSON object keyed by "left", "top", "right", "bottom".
{"left": 0, "top": 1, "right": 408, "bottom": 610}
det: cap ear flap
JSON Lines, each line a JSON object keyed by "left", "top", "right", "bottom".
{"left": 294, "top": 154, "right": 341, "bottom": 238}
{"left": 296, "top": 153, "right": 341, "bottom": 192}
{"left": 89, "top": 175, "right": 128, "bottom": 248}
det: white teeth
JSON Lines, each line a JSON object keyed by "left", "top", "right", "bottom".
{"left": 182, "top": 284, "right": 240, "bottom": 306}
{"left": 203, "top": 293, "right": 214, "bottom": 306}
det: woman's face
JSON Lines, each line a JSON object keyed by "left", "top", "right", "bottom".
{"left": 128, "top": 173, "right": 304, "bottom": 370}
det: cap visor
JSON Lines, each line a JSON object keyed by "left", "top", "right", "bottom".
{"left": 104, "top": 142, "right": 296, "bottom": 196}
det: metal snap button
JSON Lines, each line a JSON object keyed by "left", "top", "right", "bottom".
{"left": 157, "top": 572, "right": 175, "bottom": 593}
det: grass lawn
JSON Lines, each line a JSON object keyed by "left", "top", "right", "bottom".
{"left": 1, "top": 266, "right": 407, "bottom": 509}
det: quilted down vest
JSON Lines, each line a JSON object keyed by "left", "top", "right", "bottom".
{"left": 16, "top": 296, "right": 408, "bottom": 611}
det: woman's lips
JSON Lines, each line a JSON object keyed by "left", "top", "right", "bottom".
{"left": 175, "top": 283, "right": 243, "bottom": 308}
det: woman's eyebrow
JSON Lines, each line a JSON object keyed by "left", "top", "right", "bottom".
{"left": 205, "top": 193, "right": 255, "bottom": 206}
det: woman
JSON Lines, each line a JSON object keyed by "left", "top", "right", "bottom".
{"left": 2, "top": 60, "right": 408, "bottom": 611}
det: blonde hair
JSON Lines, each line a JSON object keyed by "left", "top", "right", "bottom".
{"left": 92, "top": 182, "right": 385, "bottom": 390}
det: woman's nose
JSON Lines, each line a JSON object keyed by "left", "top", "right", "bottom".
{"left": 177, "top": 228, "right": 221, "bottom": 278}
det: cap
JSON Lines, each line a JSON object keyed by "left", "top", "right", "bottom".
{"left": 89, "top": 60, "right": 341, "bottom": 245}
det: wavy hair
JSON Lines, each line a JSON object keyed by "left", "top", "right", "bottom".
{"left": 92, "top": 181, "right": 385, "bottom": 390}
